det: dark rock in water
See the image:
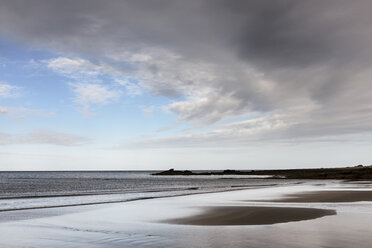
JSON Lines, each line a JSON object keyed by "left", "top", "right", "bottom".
{"left": 222, "top": 169, "right": 237, "bottom": 174}
{"left": 188, "top": 187, "right": 199, "bottom": 190}
{"left": 152, "top": 169, "right": 194, "bottom": 176}
{"left": 153, "top": 169, "right": 252, "bottom": 176}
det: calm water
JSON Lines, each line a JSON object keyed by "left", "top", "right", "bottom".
{"left": 0, "top": 171, "right": 296, "bottom": 211}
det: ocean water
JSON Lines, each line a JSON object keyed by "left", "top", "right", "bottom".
{"left": 0, "top": 171, "right": 297, "bottom": 212}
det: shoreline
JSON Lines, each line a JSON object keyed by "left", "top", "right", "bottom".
{"left": 1, "top": 180, "right": 372, "bottom": 247}
{"left": 0, "top": 183, "right": 285, "bottom": 222}
{"left": 3, "top": 181, "right": 372, "bottom": 222}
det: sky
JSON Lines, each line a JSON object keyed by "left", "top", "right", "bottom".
{"left": 0, "top": 0, "right": 372, "bottom": 171}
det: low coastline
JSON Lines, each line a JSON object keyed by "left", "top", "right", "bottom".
{"left": 153, "top": 165, "right": 372, "bottom": 180}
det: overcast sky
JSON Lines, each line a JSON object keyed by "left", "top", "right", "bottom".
{"left": 1, "top": 0, "right": 372, "bottom": 170}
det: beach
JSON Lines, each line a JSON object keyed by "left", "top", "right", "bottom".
{"left": 2, "top": 0, "right": 372, "bottom": 247}
{"left": 1, "top": 178, "right": 372, "bottom": 247}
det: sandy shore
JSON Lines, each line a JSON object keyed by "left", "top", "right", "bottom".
{"left": 272, "top": 190, "right": 372, "bottom": 202}
{"left": 1, "top": 181, "right": 372, "bottom": 247}
{"left": 166, "top": 206, "right": 336, "bottom": 225}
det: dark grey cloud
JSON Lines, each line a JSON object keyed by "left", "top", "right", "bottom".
{"left": 1, "top": 0, "right": 371, "bottom": 69}
{"left": 1, "top": 0, "right": 372, "bottom": 142}
{"left": 1, "top": 1, "right": 371, "bottom": 62}
{"left": 215, "top": 0, "right": 372, "bottom": 68}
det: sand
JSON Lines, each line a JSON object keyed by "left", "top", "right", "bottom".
{"left": 1, "top": 181, "right": 372, "bottom": 247}
{"left": 272, "top": 190, "right": 372, "bottom": 202}
{"left": 165, "top": 206, "right": 336, "bottom": 225}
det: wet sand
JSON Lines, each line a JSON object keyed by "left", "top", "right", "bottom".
{"left": 166, "top": 206, "right": 336, "bottom": 225}
{"left": 273, "top": 190, "right": 372, "bottom": 202}
{"left": 1, "top": 181, "right": 372, "bottom": 247}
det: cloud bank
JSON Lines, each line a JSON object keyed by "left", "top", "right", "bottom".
{"left": 1, "top": 0, "right": 372, "bottom": 147}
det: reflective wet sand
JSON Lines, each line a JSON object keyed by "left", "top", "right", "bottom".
{"left": 271, "top": 190, "right": 372, "bottom": 202}
{"left": 1, "top": 180, "right": 372, "bottom": 248}
{"left": 165, "top": 206, "right": 336, "bottom": 225}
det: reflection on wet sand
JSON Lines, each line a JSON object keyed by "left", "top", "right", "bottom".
{"left": 1, "top": 181, "right": 372, "bottom": 248}
{"left": 165, "top": 206, "right": 336, "bottom": 225}
{"left": 271, "top": 190, "right": 372, "bottom": 202}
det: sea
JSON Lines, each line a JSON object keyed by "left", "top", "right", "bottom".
{"left": 0, "top": 171, "right": 299, "bottom": 212}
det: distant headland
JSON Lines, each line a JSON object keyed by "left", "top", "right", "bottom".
{"left": 153, "top": 165, "right": 372, "bottom": 180}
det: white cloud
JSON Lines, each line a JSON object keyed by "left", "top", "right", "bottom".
{"left": 119, "top": 48, "right": 218, "bottom": 99}
{"left": 0, "top": 82, "right": 20, "bottom": 98}
{"left": 44, "top": 57, "right": 125, "bottom": 115}
{"left": 118, "top": 98, "right": 372, "bottom": 149}
{"left": 70, "top": 83, "right": 121, "bottom": 115}
{"left": 0, "top": 106, "right": 55, "bottom": 120}
{"left": 45, "top": 57, "right": 119, "bottom": 80}
{"left": 116, "top": 113, "right": 291, "bottom": 149}
{"left": 141, "top": 105, "right": 155, "bottom": 118}
{"left": 37, "top": 35, "right": 372, "bottom": 145}
{"left": 110, "top": 48, "right": 305, "bottom": 126}
{"left": 116, "top": 114, "right": 361, "bottom": 149}
{"left": 0, "top": 107, "right": 8, "bottom": 114}
{"left": 45, "top": 57, "right": 150, "bottom": 115}
{"left": 169, "top": 92, "right": 244, "bottom": 124}
{"left": 0, "top": 129, "right": 89, "bottom": 146}
{"left": 43, "top": 51, "right": 287, "bottom": 125}
{"left": 115, "top": 79, "right": 143, "bottom": 96}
